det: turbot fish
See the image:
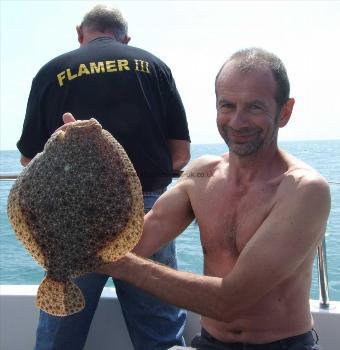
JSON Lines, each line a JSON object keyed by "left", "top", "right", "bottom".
{"left": 7, "top": 119, "right": 144, "bottom": 316}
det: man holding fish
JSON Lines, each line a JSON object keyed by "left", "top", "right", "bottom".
{"left": 97, "top": 48, "right": 330, "bottom": 349}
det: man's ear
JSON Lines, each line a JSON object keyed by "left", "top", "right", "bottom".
{"left": 122, "top": 35, "right": 131, "bottom": 44}
{"left": 278, "top": 98, "right": 295, "bottom": 128}
{"left": 76, "top": 25, "right": 84, "bottom": 45}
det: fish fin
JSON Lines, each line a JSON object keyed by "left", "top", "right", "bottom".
{"left": 98, "top": 176, "right": 144, "bottom": 263}
{"left": 98, "top": 211, "right": 143, "bottom": 263}
{"left": 7, "top": 185, "right": 46, "bottom": 266}
{"left": 36, "top": 275, "right": 85, "bottom": 316}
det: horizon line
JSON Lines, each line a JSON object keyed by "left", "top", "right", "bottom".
{"left": 1, "top": 138, "right": 340, "bottom": 152}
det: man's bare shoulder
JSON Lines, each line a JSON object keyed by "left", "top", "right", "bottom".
{"left": 179, "top": 154, "right": 228, "bottom": 182}
{"left": 278, "top": 150, "right": 330, "bottom": 204}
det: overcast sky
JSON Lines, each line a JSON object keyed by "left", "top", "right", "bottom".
{"left": 1, "top": 0, "right": 339, "bottom": 150}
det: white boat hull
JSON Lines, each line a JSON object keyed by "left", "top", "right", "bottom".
{"left": 1, "top": 285, "right": 339, "bottom": 349}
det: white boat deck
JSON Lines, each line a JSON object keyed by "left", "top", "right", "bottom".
{"left": 1, "top": 285, "right": 340, "bottom": 350}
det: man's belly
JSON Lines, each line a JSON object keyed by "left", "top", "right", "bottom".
{"left": 201, "top": 297, "right": 313, "bottom": 344}
{"left": 201, "top": 244, "right": 314, "bottom": 343}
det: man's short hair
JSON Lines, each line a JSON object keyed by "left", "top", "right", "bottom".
{"left": 80, "top": 4, "right": 128, "bottom": 42}
{"left": 216, "top": 48, "right": 290, "bottom": 108}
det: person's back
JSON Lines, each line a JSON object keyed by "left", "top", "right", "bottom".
{"left": 17, "top": 4, "right": 190, "bottom": 350}
{"left": 18, "top": 32, "right": 189, "bottom": 191}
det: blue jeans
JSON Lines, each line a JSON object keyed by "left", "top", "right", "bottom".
{"left": 34, "top": 192, "right": 187, "bottom": 350}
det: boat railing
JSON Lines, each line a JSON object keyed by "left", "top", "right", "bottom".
{"left": 0, "top": 172, "right": 336, "bottom": 308}
{"left": 318, "top": 238, "right": 330, "bottom": 308}
{"left": 0, "top": 172, "right": 18, "bottom": 180}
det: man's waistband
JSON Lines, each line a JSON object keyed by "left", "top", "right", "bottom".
{"left": 142, "top": 187, "right": 166, "bottom": 196}
{"left": 201, "top": 328, "right": 317, "bottom": 349}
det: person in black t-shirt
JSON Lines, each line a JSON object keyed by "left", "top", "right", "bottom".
{"left": 17, "top": 4, "right": 190, "bottom": 350}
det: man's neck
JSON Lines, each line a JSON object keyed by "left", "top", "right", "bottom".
{"left": 228, "top": 144, "right": 286, "bottom": 184}
{"left": 82, "top": 31, "right": 116, "bottom": 45}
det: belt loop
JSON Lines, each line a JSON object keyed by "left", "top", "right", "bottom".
{"left": 312, "top": 328, "right": 319, "bottom": 344}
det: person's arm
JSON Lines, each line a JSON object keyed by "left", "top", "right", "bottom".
{"left": 133, "top": 175, "right": 195, "bottom": 257}
{"left": 19, "top": 113, "right": 76, "bottom": 167}
{"left": 167, "top": 139, "right": 190, "bottom": 173}
{"left": 17, "top": 74, "right": 51, "bottom": 162}
{"left": 20, "top": 155, "right": 32, "bottom": 167}
{"left": 100, "top": 173, "right": 331, "bottom": 322}
{"left": 163, "top": 66, "right": 191, "bottom": 173}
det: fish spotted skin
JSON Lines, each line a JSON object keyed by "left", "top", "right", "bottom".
{"left": 7, "top": 119, "right": 144, "bottom": 316}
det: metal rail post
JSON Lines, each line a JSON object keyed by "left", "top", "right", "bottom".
{"left": 317, "top": 237, "right": 330, "bottom": 308}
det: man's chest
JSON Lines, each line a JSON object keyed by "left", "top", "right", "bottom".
{"left": 190, "top": 179, "right": 278, "bottom": 257}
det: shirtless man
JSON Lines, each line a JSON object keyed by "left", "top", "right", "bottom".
{"left": 95, "top": 47, "right": 330, "bottom": 349}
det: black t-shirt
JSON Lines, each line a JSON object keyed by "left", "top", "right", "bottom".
{"left": 17, "top": 37, "right": 190, "bottom": 191}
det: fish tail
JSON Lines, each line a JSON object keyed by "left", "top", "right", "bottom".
{"left": 36, "top": 275, "right": 85, "bottom": 316}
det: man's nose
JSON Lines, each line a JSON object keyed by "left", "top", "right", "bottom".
{"left": 228, "top": 108, "right": 249, "bottom": 129}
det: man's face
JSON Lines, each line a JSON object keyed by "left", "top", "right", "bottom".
{"left": 216, "top": 63, "right": 282, "bottom": 156}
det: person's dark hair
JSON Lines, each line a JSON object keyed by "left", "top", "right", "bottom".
{"left": 80, "top": 4, "right": 128, "bottom": 42}
{"left": 216, "top": 48, "right": 290, "bottom": 108}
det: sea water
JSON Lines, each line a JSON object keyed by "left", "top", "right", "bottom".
{"left": 1, "top": 140, "right": 339, "bottom": 301}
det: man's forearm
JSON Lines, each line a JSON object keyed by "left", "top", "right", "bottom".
{"left": 101, "top": 253, "right": 240, "bottom": 322}
{"left": 20, "top": 155, "right": 32, "bottom": 166}
{"left": 172, "top": 158, "right": 189, "bottom": 174}
{"left": 167, "top": 139, "right": 190, "bottom": 173}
